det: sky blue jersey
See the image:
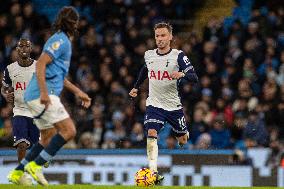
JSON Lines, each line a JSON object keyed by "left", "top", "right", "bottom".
{"left": 24, "top": 31, "right": 71, "bottom": 102}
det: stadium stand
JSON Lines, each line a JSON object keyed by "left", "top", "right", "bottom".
{"left": 0, "top": 0, "right": 283, "bottom": 167}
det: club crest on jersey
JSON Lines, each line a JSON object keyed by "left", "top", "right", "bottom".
{"left": 166, "top": 60, "right": 170, "bottom": 67}
{"left": 149, "top": 70, "right": 172, "bottom": 80}
{"left": 51, "top": 41, "right": 60, "bottom": 50}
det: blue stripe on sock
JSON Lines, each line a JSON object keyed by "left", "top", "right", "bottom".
{"left": 35, "top": 134, "right": 67, "bottom": 165}
{"left": 39, "top": 150, "right": 53, "bottom": 162}
{"left": 25, "top": 143, "right": 44, "bottom": 162}
{"left": 21, "top": 158, "right": 28, "bottom": 166}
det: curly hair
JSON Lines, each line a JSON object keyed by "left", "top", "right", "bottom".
{"left": 53, "top": 6, "right": 79, "bottom": 36}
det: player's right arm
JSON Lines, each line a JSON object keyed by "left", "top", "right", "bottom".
{"left": 129, "top": 64, "right": 148, "bottom": 98}
{"left": 1, "top": 68, "right": 14, "bottom": 103}
{"left": 38, "top": 37, "right": 67, "bottom": 108}
{"left": 36, "top": 52, "right": 52, "bottom": 108}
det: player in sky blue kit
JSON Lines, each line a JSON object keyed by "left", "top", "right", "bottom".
{"left": 7, "top": 6, "right": 91, "bottom": 186}
{"left": 129, "top": 22, "right": 198, "bottom": 184}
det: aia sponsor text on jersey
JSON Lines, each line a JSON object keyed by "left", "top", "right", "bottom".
{"left": 149, "top": 70, "right": 172, "bottom": 80}
{"left": 15, "top": 82, "right": 27, "bottom": 90}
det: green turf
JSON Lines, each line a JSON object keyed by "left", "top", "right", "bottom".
{"left": 0, "top": 185, "right": 283, "bottom": 189}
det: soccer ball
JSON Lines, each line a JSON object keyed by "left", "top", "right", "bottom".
{"left": 134, "top": 168, "right": 156, "bottom": 187}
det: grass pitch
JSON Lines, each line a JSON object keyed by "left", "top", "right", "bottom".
{"left": 0, "top": 185, "right": 283, "bottom": 189}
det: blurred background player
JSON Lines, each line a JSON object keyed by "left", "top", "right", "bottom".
{"left": 1, "top": 38, "right": 39, "bottom": 185}
{"left": 8, "top": 6, "right": 91, "bottom": 186}
{"left": 129, "top": 22, "right": 198, "bottom": 184}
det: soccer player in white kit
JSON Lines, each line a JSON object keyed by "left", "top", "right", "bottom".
{"left": 1, "top": 38, "right": 39, "bottom": 185}
{"left": 1, "top": 39, "right": 39, "bottom": 162}
{"left": 129, "top": 22, "right": 198, "bottom": 184}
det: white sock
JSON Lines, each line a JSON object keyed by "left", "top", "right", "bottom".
{"left": 147, "top": 137, "right": 158, "bottom": 172}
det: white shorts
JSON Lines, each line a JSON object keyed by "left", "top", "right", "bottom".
{"left": 26, "top": 95, "right": 69, "bottom": 130}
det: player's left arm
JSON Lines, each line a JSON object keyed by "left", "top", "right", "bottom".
{"left": 172, "top": 51, "right": 198, "bottom": 82}
{"left": 63, "top": 79, "right": 91, "bottom": 108}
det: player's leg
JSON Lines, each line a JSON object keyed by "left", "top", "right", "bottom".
{"left": 24, "top": 95, "right": 72, "bottom": 185}
{"left": 38, "top": 127, "right": 56, "bottom": 168}
{"left": 23, "top": 127, "right": 56, "bottom": 186}
{"left": 13, "top": 118, "right": 55, "bottom": 169}
{"left": 9, "top": 122, "right": 55, "bottom": 186}
{"left": 33, "top": 117, "right": 76, "bottom": 166}
{"left": 12, "top": 116, "right": 31, "bottom": 162}
{"left": 23, "top": 95, "right": 68, "bottom": 185}
{"left": 18, "top": 127, "right": 56, "bottom": 169}
{"left": 8, "top": 141, "right": 31, "bottom": 186}
{"left": 8, "top": 116, "right": 32, "bottom": 185}
{"left": 24, "top": 119, "right": 75, "bottom": 186}
{"left": 17, "top": 142, "right": 29, "bottom": 162}
{"left": 147, "top": 129, "right": 158, "bottom": 172}
{"left": 166, "top": 109, "right": 189, "bottom": 147}
{"left": 144, "top": 106, "right": 165, "bottom": 184}
{"left": 21, "top": 117, "right": 41, "bottom": 166}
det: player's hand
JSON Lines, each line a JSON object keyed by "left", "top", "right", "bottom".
{"left": 76, "top": 91, "right": 91, "bottom": 108}
{"left": 3, "top": 91, "right": 14, "bottom": 103}
{"left": 129, "top": 88, "right": 138, "bottom": 98}
{"left": 171, "top": 71, "right": 185, "bottom": 79}
{"left": 40, "top": 92, "right": 51, "bottom": 109}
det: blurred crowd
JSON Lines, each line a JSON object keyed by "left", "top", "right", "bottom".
{"left": 0, "top": 0, "right": 283, "bottom": 166}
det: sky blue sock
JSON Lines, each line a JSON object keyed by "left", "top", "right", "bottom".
{"left": 15, "top": 143, "right": 44, "bottom": 171}
{"left": 34, "top": 134, "right": 66, "bottom": 165}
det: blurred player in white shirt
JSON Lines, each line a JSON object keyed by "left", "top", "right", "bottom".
{"left": 1, "top": 39, "right": 39, "bottom": 185}
{"left": 129, "top": 22, "right": 198, "bottom": 184}
{"left": 1, "top": 38, "right": 39, "bottom": 162}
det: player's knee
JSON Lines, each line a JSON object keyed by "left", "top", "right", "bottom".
{"left": 178, "top": 135, "right": 188, "bottom": 145}
{"left": 56, "top": 119, "right": 76, "bottom": 140}
{"left": 40, "top": 137, "right": 52, "bottom": 147}
{"left": 62, "top": 124, "right": 76, "bottom": 140}
{"left": 40, "top": 135, "right": 50, "bottom": 147}
{"left": 147, "top": 129, "right": 157, "bottom": 138}
{"left": 17, "top": 142, "right": 28, "bottom": 151}
{"left": 40, "top": 128, "right": 56, "bottom": 147}
{"left": 68, "top": 126, "right": 77, "bottom": 139}
{"left": 178, "top": 139, "right": 187, "bottom": 146}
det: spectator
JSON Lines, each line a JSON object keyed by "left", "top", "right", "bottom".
{"left": 243, "top": 111, "right": 269, "bottom": 146}
{"left": 78, "top": 132, "right": 97, "bottom": 149}
{"left": 166, "top": 135, "right": 178, "bottom": 149}
{"left": 194, "top": 133, "right": 212, "bottom": 150}
{"left": 190, "top": 108, "right": 208, "bottom": 144}
{"left": 130, "top": 122, "right": 145, "bottom": 148}
{"left": 209, "top": 115, "right": 231, "bottom": 149}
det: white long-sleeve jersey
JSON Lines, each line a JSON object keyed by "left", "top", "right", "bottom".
{"left": 142, "top": 48, "right": 197, "bottom": 111}
{"left": 2, "top": 61, "right": 36, "bottom": 117}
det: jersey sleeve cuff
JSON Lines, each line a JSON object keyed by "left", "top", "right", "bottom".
{"left": 2, "top": 81, "right": 11, "bottom": 87}
{"left": 43, "top": 50, "right": 55, "bottom": 60}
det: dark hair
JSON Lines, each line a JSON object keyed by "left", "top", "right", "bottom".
{"left": 17, "top": 38, "right": 32, "bottom": 48}
{"left": 53, "top": 6, "right": 79, "bottom": 36}
{"left": 154, "top": 22, "right": 173, "bottom": 33}
{"left": 18, "top": 38, "right": 31, "bottom": 44}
